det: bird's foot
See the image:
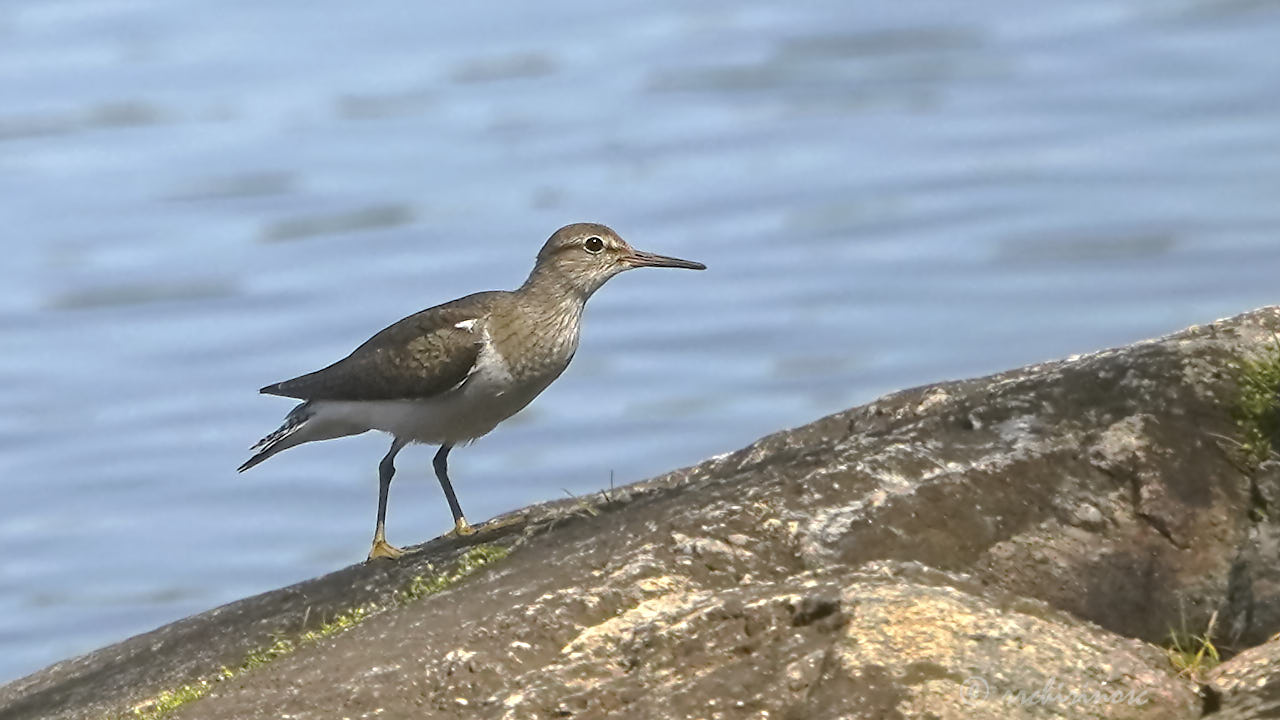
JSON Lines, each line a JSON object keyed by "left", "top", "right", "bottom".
{"left": 367, "top": 538, "right": 405, "bottom": 561}
{"left": 450, "top": 517, "right": 476, "bottom": 537}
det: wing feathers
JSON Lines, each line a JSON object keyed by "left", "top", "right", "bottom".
{"left": 260, "top": 291, "right": 500, "bottom": 402}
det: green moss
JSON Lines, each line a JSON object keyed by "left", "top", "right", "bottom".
{"left": 1233, "top": 337, "right": 1280, "bottom": 469}
{"left": 129, "top": 681, "right": 213, "bottom": 720}
{"left": 122, "top": 544, "right": 508, "bottom": 720}
{"left": 235, "top": 604, "right": 373, "bottom": 672}
{"left": 400, "top": 544, "right": 509, "bottom": 602}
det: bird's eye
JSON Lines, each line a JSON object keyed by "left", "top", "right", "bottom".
{"left": 584, "top": 236, "right": 605, "bottom": 254}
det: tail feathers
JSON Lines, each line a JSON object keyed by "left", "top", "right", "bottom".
{"left": 238, "top": 403, "right": 314, "bottom": 472}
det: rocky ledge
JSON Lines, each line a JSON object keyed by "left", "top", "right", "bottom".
{"left": 6, "top": 307, "right": 1280, "bottom": 720}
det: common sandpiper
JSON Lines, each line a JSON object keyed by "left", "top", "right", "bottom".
{"left": 239, "top": 223, "right": 705, "bottom": 560}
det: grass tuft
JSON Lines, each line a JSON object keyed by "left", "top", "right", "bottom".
{"left": 1233, "top": 336, "right": 1280, "bottom": 469}
{"left": 122, "top": 543, "right": 508, "bottom": 720}
{"left": 1166, "top": 610, "right": 1221, "bottom": 683}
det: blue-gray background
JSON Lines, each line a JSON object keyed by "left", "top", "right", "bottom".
{"left": 2, "top": 0, "right": 1279, "bottom": 684}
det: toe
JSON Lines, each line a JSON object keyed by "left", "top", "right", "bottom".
{"left": 367, "top": 539, "right": 404, "bottom": 561}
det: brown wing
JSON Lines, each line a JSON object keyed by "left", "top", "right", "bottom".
{"left": 260, "top": 291, "right": 503, "bottom": 401}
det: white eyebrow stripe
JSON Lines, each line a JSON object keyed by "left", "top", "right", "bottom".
{"left": 454, "top": 319, "right": 477, "bottom": 331}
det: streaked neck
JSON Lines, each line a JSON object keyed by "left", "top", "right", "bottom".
{"left": 518, "top": 264, "right": 594, "bottom": 310}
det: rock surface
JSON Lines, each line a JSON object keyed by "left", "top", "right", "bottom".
{"left": 1208, "top": 636, "right": 1280, "bottom": 719}
{"left": 6, "top": 307, "right": 1280, "bottom": 720}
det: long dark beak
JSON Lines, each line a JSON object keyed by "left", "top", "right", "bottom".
{"left": 625, "top": 249, "right": 706, "bottom": 270}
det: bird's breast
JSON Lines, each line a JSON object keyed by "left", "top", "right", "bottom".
{"left": 484, "top": 305, "right": 582, "bottom": 388}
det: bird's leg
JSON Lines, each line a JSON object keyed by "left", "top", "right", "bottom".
{"left": 368, "top": 438, "right": 408, "bottom": 560}
{"left": 433, "top": 444, "right": 474, "bottom": 536}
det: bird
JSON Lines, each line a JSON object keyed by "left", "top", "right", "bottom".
{"left": 238, "top": 222, "right": 705, "bottom": 560}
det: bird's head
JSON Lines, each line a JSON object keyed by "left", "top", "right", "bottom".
{"left": 528, "top": 222, "right": 705, "bottom": 299}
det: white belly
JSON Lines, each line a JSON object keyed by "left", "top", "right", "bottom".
{"left": 309, "top": 386, "right": 538, "bottom": 445}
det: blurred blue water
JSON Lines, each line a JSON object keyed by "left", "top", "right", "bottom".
{"left": 1, "top": 0, "right": 1279, "bottom": 684}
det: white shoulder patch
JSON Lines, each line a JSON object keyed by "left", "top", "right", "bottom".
{"left": 454, "top": 319, "right": 478, "bottom": 331}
